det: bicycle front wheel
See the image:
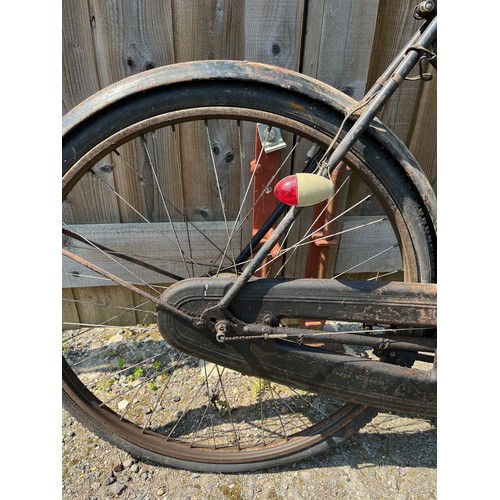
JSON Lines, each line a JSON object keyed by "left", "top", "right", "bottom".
{"left": 62, "top": 61, "right": 436, "bottom": 472}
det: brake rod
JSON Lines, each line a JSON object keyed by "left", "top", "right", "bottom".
{"left": 62, "top": 248, "right": 195, "bottom": 323}
{"left": 223, "top": 324, "right": 436, "bottom": 353}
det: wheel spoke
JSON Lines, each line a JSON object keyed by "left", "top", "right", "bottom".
{"left": 81, "top": 170, "right": 208, "bottom": 276}
{"left": 141, "top": 135, "right": 192, "bottom": 278}
{"left": 256, "top": 193, "right": 373, "bottom": 275}
{"left": 332, "top": 244, "right": 400, "bottom": 280}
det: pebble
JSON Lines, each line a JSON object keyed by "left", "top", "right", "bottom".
{"left": 113, "top": 463, "right": 124, "bottom": 473}
{"left": 130, "top": 464, "right": 140, "bottom": 473}
{"left": 118, "top": 400, "right": 129, "bottom": 410}
{"left": 122, "top": 474, "right": 131, "bottom": 482}
{"left": 109, "top": 482, "right": 127, "bottom": 495}
{"left": 123, "top": 459, "right": 134, "bottom": 468}
{"left": 103, "top": 476, "right": 116, "bottom": 486}
{"left": 157, "top": 488, "right": 166, "bottom": 496}
{"left": 172, "top": 395, "right": 181, "bottom": 402}
{"left": 107, "top": 332, "right": 124, "bottom": 344}
{"left": 192, "top": 473, "right": 200, "bottom": 479}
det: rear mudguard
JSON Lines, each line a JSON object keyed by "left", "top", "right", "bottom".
{"left": 63, "top": 60, "right": 436, "bottom": 233}
{"left": 157, "top": 277, "right": 436, "bottom": 417}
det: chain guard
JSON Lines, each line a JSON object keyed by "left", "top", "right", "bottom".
{"left": 157, "top": 277, "right": 436, "bottom": 416}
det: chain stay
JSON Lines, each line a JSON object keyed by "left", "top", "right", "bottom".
{"left": 214, "top": 319, "right": 436, "bottom": 354}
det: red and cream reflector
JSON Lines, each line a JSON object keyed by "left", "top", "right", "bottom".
{"left": 274, "top": 173, "right": 334, "bottom": 207}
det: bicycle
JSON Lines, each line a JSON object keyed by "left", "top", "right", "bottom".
{"left": 62, "top": 1, "right": 437, "bottom": 472}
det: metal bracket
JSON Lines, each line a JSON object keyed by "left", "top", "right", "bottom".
{"left": 257, "top": 124, "right": 287, "bottom": 153}
{"left": 404, "top": 45, "right": 437, "bottom": 79}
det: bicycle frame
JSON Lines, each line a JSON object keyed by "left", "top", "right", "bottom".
{"left": 63, "top": 2, "right": 438, "bottom": 417}
{"left": 206, "top": 9, "right": 437, "bottom": 318}
{"left": 154, "top": 3, "right": 438, "bottom": 417}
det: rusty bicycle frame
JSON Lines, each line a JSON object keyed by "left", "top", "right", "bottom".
{"left": 209, "top": 8, "right": 437, "bottom": 315}
{"left": 64, "top": 2, "right": 438, "bottom": 417}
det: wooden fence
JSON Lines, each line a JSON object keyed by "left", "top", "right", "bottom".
{"left": 62, "top": 0, "right": 436, "bottom": 328}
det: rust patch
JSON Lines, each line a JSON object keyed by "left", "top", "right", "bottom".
{"left": 288, "top": 100, "right": 305, "bottom": 112}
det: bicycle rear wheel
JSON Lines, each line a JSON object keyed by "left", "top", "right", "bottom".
{"left": 62, "top": 62, "right": 436, "bottom": 472}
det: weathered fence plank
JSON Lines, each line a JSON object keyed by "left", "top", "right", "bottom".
{"left": 62, "top": 0, "right": 101, "bottom": 114}
{"left": 62, "top": 221, "right": 242, "bottom": 288}
{"left": 366, "top": 0, "right": 436, "bottom": 151}
{"left": 244, "top": 0, "right": 305, "bottom": 68}
{"left": 334, "top": 216, "right": 401, "bottom": 274}
{"left": 172, "top": 0, "right": 244, "bottom": 61}
{"left": 300, "top": 0, "right": 380, "bottom": 99}
{"left": 240, "top": 0, "right": 307, "bottom": 275}
{"left": 88, "top": 0, "right": 175, "bottom": 86}
{"left": 408, "top": 71, "right": 437, "bottom": 189}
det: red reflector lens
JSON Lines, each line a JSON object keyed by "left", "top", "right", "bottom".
{"left": 274, "top": 175, "right": 299, "bottom": 206}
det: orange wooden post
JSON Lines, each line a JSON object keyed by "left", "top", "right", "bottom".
{"left": 250, "top": 127, "right": 283, "bottom": 277}
{"left": 303, "top": 163, "right": 351, "bottom": 328}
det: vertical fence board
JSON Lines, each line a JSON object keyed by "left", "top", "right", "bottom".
{"left": 88, "top": 0, "right": 175, "bottom": 86}
{"left": 132, "top": 288, "right": 158, "bottom": 326}
{"left": 408, "top": 71, "right": 437, "bottom": 189}
{"left": 244, "top": 0, "right": 305, "bottom": 68}
{"left": 62, "top": 289, "right": 79, "bottom": 331}
{"left": 366, "top": 0, "right": 430, "bottom": 146}
{"left": 170, "top": 1, "right": 245, "bottom": 237}
{"left": 71, "top": 285, "right": 139, "bottom": 328}
{"left": 241, "top": 0, "right": 306, "bottom": 274}
{"left": 301, "top": 0, "right": 380, "bottom": 99}
{"left": 62, "top": 0, "right": 101, "bottom": 114}
{"left": 172, "top": 0, "right": 244, "bottom": 62}
{"left": 62, "top": 157, "right": 121, "bottom": 225}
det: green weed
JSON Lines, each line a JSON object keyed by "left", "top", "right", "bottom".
{"left": 216, "top": 399, "right": 231, "bottom": 417}
{"left": 96, "top": 378, "right": 115, "bottom": 391}
{"left": 251, "top": 379, "right": 271, "bottom": 398}
{"left": 127, "top": 367, "right": 144, "bottom": 381}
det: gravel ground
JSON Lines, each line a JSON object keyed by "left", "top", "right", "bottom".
{"left": 62, "top": 407, "right": 436, "bottom": 499}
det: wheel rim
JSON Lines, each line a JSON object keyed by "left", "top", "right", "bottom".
{"left": 63, "top": 104, "right": 430, "bottom": 467}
